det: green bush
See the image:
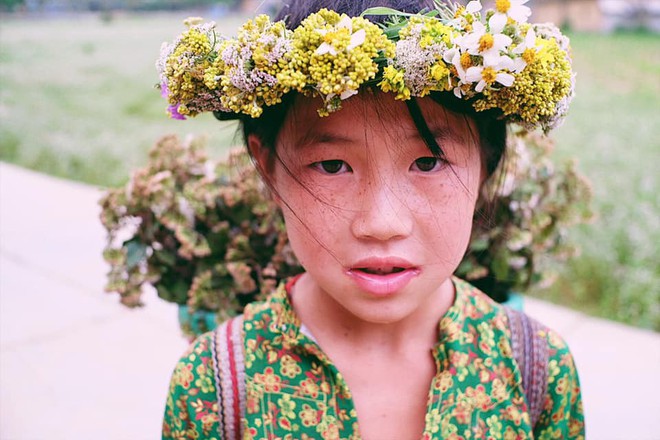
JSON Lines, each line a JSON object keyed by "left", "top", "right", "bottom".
{"left": 100, "top": 130, "right": 593, "bottom": 337}
{"left": 100, "top": 135, "right": 302, "bottom": 329}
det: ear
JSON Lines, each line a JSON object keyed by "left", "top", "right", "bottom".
{"left": 247, "top": 134, "right": 282, "bottom": 205}
{"left": 247, "top": 134, "right": 271, "bottom": 178}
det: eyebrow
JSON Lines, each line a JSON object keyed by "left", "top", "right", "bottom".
{"left": 414, "top": 125, "right": 467, "bottom": 145}
{"left": 403, "top": 125, "right": 472, "bottom": 160}
{"left": 294, "top": 131, "right": 355, "bottom": 149}
{"left": 292, "top": 125, "right": 469, "bottom": 151}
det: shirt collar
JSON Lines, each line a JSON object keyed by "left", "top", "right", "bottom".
{"left": 267, "top": 275, "right": 485, "bottom": 361}
{"left": 433, "top": 276, "right": 497, "bottom": 367}
{"left": 267, "top": 279, "right": 304, "bottom": 349}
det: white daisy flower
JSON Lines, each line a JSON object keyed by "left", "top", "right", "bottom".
{"left": 489, "top": 0, "right": 531, "bottom": 33}
{"left": 443, "top": 47, "right": 472, "bottom": 97}
{"left": 447, "top": 1, "right": 482, "bottom": 30}
{"left": 316, "top": 16, "right": 366, "bottom": 56}
{"left": 466, "top": 0, "right": 483, "bottom": 14}
{"left": 443, "top": 47, "right": 467, "bottom": 82}
{"left": 465, "top": 55, "right": 515, "bottom": 92}
{"left": 326, "top": 88, "right": 359, "bottom": 103}
{"left": 458, "top": 22, "right": 512, "bottom": 66}
{"left": 511, "top": 28, "right": 537, "bottom": 72}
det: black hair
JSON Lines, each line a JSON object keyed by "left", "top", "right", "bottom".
{"left": 215, "top": 0, "right": 507, "bottom": 179}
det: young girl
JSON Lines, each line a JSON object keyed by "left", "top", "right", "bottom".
{"left": 159, "top": 0, "right": 584, "bottom": 438}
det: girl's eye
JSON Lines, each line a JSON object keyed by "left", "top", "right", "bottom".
{"left": 411, "top": 157, "right": 443, "bottom": 172}
{"left": 313, "top": 160, "right": 351, "bottom": 174}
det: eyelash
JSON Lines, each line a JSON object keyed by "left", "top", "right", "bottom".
{"left": 410, "top": 157, "right": 446, "bottom": 173}
{"left": 312, "top": 160, "right": 352, "bottom": 174}
{"left": 312, "top": 157, "right": 447, "bottom": 175}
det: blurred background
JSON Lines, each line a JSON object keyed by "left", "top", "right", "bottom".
{"left": 2, "top": 0, "right": 658, "bottom": 329}
{"left": 0, "top": 0, "right": 659, "bottom": 438}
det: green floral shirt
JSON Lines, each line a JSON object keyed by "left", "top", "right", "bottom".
{"left": 163, "top": 278, "right": 584, "bottom": 439}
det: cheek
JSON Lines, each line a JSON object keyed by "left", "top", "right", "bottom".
{"left": 418, "top": 174, "right": 480, "bottom": 257}
{"left": 276, "top": 180, "right": 344, "bottom": 265}
{"left": 422, "top": 190, "right": 475, "bottom": 235}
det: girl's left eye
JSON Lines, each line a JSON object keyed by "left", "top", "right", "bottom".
{"left": 312, "top": 160, "right": 352, "bottom": 174}
{"left": 411, "top": 157, "right": 443, "bottom": 172}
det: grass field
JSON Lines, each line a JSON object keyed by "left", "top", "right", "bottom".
{"left": 538, "top": 30, "right": 660, "bottom": 330}
{"left": 0, "top": 13, "right": 243, "bottom": 186}
{"left": 1, "top": 14, "right": 658, "bottom": 330}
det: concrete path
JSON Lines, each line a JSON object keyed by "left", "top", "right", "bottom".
{"left": 1, "top": 162, "right": 659, "bottom": 439}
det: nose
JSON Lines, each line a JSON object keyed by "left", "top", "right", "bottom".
{"left": 350, "top": 175, "right": 414, "bottom": 242}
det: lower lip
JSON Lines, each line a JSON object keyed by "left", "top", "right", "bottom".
{"left": 346, "top": 268, "right": 420, "bottom": 297}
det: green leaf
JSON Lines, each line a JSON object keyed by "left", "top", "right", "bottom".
{"left": 125, "top": 239, "right": 147, "bottom": 269}
{"left": 155, "top": 278, "right": 189, "bottom": 305}
{"left": 383, "top": 22, "right": 406, "bottom": 39}
{"left": 470, "top": 237, "right": 490, "bottom": 252}
{"left": 361, "top": 7, "right": 413, "bottom": 17}
{"left": 153, "top": 249, "right": 177, "bottom": 267}
{"left": 492, "top": 250, "right": 511, "bottom": 281}
{"left": 362, "top": 6, "right": 440, "bottom": 18}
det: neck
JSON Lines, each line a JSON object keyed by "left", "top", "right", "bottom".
{"left": 291, "top": 273, "right": 455, "bottom": 355}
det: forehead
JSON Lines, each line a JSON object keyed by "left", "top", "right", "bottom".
{"left": 277, "top": 92, "right": 476, "bottom": 148}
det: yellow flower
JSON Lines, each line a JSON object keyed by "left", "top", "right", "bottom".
{"left": 158, "top": 1, "right": 574, "bottom": 130}
{"left": 379, "top": 65, "right": 411, "bottom": 100}
{"left": 474, "top": 36, "right": 572, "bottom": 130}
{"left": 489, "top": 0, "right": 531, "bottom": 33}
{"left": 209, "top": 15, "right": 291, "bottom": 118}
{"left": 315, "top": 15, "right": 365, "bottom": 56}
{"left": 282, "top": 9, "right": 394, "bottom": 115}
{"left": 430, "top": 63, "right": 451, "bottom": 85}
{"left": 162, "top": 22, "right": 217, "bottom": 116}
{"left": 382, "top": 17, "right": 456, "bottom": 97}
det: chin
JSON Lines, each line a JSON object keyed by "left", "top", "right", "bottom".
{"left": 343, "top": 298, "right": 421, "bottom": 325}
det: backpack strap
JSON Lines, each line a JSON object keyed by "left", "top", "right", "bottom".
{"left": 211, "top": 315, "right": 246, "bottom": 440}
{"left": 504, "top": 307, "right": 549, "bottom": 428}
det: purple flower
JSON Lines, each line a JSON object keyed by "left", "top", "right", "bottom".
{"left": 161, "top": 82, "right": 186, "bottom": 120}
{"left": 160, "top": 81, "right": 169, "bottom": 98}
{"left": 167, "top": 103, "right": 186, "bottom": 120}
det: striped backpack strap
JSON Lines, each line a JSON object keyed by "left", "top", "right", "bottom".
{"left": 504, "top": 307, "right": 550, "bottom": 428}
{"left": 211, "top": 315, "right": 246, "bottom": 440}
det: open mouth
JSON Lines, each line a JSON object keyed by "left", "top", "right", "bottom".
{"left": 347, "top": 263, "right": 420, "bottom": 296}
{"left": 354, "top": 267, "right": 407, "bottom": 275}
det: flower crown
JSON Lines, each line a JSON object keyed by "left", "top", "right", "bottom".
{"left": 157, "top": 0, "right": 575, "bottom": 132}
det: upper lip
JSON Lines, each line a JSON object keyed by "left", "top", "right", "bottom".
{"left": 348, "top": 256, "right": 417, "bottom": 273}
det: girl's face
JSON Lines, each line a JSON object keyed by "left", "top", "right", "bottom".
{"left": 253, "top": 93, "right": 485, "bottom": 325}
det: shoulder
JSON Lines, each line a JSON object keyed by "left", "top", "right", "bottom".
{"left": 163, "top": 332, "right": 221, "bottom": 439}
{"left": 499, "top": 305, "right": 584, "bottom": 437}
{"left": 167, "top": 331, "right": 218, "bottom": 402}
{"left": 504, "top": 306, "right": 579, "bottom": 383}
{"left": 452, "top": 277, "right": 511, "bottom": 334}
{"left": 174, "top": 331, "right": 216, "bottom": 377}
{"left": 538, "top": 325, "right": 581, "bottom": 402}
{"left": 533, "top": 325, "right": 585, "bottom": 437}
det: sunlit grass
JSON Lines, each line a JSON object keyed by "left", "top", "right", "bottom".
{"left": 1, "top": 15, "right": 658, "bottom": 329}
{"left": 0, "top": 13, "right": 245, "bottom": 186}
{"left": 531, "top": 30, "right": 660, "bottom": 330}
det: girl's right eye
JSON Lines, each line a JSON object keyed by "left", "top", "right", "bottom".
{"left": 312, "top": 160, "right": 351, "bottom": 174}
